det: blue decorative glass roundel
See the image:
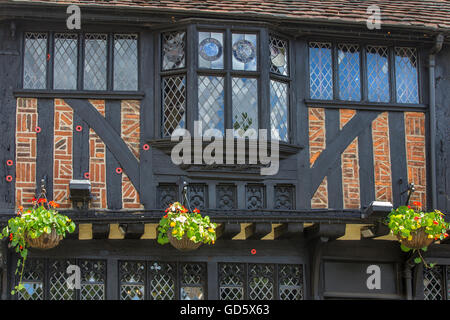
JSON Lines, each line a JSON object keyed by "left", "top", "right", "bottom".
{"left": 199, "top": 38, "right": 222, "bottom": 62}
{"left": 232, "top": 39, "right": 256, "bottom": 64}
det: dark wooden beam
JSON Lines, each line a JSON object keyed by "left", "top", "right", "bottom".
{"left": 245, "top": 223, "right": 272, "bottom": 240}
{"left": 216, "top": 223, "right": 241, "bottom": 240}
{"left": 273, "top": 223, "right": 304, "bottom": 239}
{"left": 304, "top": 223, "right": 346, "bottom": 242}
{"left": 119, "top": 223, "right": 145, "bottom": 240}
{"left": 92, "top": 223, "right": 110, "bottom": 240}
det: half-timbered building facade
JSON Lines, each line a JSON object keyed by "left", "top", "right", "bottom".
{"left": 0, "top": 0, "right": 449, "bottom": 300}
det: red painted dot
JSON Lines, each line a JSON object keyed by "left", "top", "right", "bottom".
{"left": 47, "top": 53, "right": 51, "bottom": 61}
{"left": 6, "top": 160, "right": 13, "bottom": 166}
{"left": 75, "top": 125, "right": 83, "bottom": 132}
{"left": 143, "top": 144, "right": 150, "bottom": 151}
{"left": 116, "top": 167, "right": 123, "bottom": 174}
{"left": 251, "top": 249, "right": 256, "bottom": 255}
{"left": 5, "top": 175, "right": 13, "bottom": 182}
{"left": 35, "top": 126, "right": 41, "bottom": 133}
{"left": 84, "top": 172, "right": 90, "bottom": 179}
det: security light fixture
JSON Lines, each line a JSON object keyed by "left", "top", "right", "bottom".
{"left": 361, "top": 201, "right": 393, "bottom": 219}
{"left": 69, "top": 179, "right": 92, "bottom": 210}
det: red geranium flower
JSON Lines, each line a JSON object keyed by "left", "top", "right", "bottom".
{"left": 193, "top": 208, "right": 200, "bottom": 213}
{"left": 433, "top": 220, "right": 439, "bottom": 225}
{"left": 414, "top": 216, "right": 419, "bottom": 221}
{"left": 38, "top": 198, "right": 46, "bottom": 204}
{"left": 412, "top": 201, "right": 422, "bottom": 206}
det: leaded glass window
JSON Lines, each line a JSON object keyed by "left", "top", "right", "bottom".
{"left": 120, "top": 261, "right": 146, "bottom": 300}
{"left": 49, "top": 259, "right": 76, "bottom": 300}
{"left": 278, "top": 264, "right": 303, "bottom": 300}
{"left": 114, "top": 34, "right": 138, "bottom": 91}
{"left": 180, "top": 263, "right": 206, "bottom": 300}
{"left": 232, "top": 77, "right": 258, "bottom": 138}
{"left": 198, "top": 76, "right": 225, "bottom": 134}
{"left": 309, "top": 42, "right": 333, "bottom": 100}
{"left": 270, "top": 80, "right": 288, "bottom": 142}
{"left": 17, "top": 258, "right": 44, "bottom": 300}
{"left": 367, "top": 45, "right": 390, "bottom": 102}
{"left": 219, "top": 263, "right": 245, "bottom": 300}
{"left": 54, "top": 33, "right": 78, "bottom": 90}
{"left": 162, "top": 75, "right": 186, "bottom": 137}
{"left": 338, "top": 43, "right": 361, "bottom": 101}
{"left": 198, "top": 31, "right": 224, "bottom": 69}
{"left": 269, "top": 35, "right": 288, "bottom": 76}
{"left": 84, "top": 33, "right": 107, "bottom": 91}
{"left": 395, "top": 47, "right": 419, "bottom": 104}
{"left": 149, "top": 262, "right": 176, "bottom": 300}
{"left": 23, "top": 32, "right": 47, "bottom": 89}
{"left": 80, "top": 259, "right": 106, "bottom": 300}
{"left": 232, "top": 33, "right": 257, "bottom": 71}
{"left": 162, "top": 31, "right": 186, "bottom": 70}
{"left": 249, "top": 264, "right": 274, "bottom": 300}
{"left": 424, "top": 266, "right": 444, "bottom": 300}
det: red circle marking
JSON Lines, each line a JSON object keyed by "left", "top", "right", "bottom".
{"left": 35, "top": 126, "right": 41, "bottom": 133}
{"left": 5, "top": 175, "right": 13, "bottom": 182}
{"left": 143, "top": 144, "right": 150, "bottom": 151}
{"left": 116, "top": 167, "right": 123, "bottom": 174}
{"left": 84, "top": 172, "right": 90, "bottom": 179}
{"left": 6, "top": 160, "right": 13, "bottom": 166}
{"left": 251, "top": 249, "right": 256, "bottom": 255}
{"left": 75, "top": 125, "right": 83, "bottom": 132}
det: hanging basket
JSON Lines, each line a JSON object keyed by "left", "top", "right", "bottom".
{"left": 25, "top": 228, "right": 62, "bottom": 250}
{"left": 396, "top": 227, "right": 434, "bottom": 250}
{"left": 167, "top": 231, "right": 202, "bottom": 251}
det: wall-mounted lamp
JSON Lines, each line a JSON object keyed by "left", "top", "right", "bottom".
{"left": 361, "top": 201, "right": 393, "bottom": 219}
{"left": 69, "top": 179, "right": 92, "bottom": 210}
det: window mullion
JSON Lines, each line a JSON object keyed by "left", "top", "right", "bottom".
{"left": 77, "top": 33, "right": 84, "bottom": 91}
{"left": 332, "top": 41, "right": 339, "bottom": 100}
{"left": 107, "top": 33, "right": 114, "bottom": 91}
{"left": 224, "top": 28, "right": 233, "bottom": 131}
{"left": 47, "top": 32, "right": 54, "bottom": 90}
{"left": 260, "top": 28, "right": 270, "bottom": 137}
{"left": 186, "top": 24, "right": 197, "bottom": 134}
{"left": 361, "top": 43, "right": 368, "bottom": 102}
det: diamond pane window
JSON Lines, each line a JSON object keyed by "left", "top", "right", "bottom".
{"left": 367, "top": 46, "right": 390, "bottom": 102}
{"left": 219, "top": 263, "right": 245, "bottom": 300}
{"left": 278, "top": 264, "right": 304, "bottom": 300}
{"left": 395, "top": 47, "right": 419, "bottom": 104}
{"left": 17, "top": 258, "right": 44, "bottom": 300}
{"left": 198, "top": 31, "right": 224, "bottom": 69}
{"left": 232, "top": 33, "right": 257, "bottom": 71}
{"left": 232, "top": 77, "right": 258, "bottom": 138}
{"left": 198, "top": 76, "right": 225, "bottom": 134}
{"left": 80, "top": 260, "right": 106, "bottom": 300}
{"left": 114, "top": 34, "right": 138, "bottom": 91}
{"left": 270, "top": 80, "right": 288, "bottom": 142}
{"left": 162, "top": 31, "right": 186, "bottom": 70}
{"left": 84, "top": 34, "right": 107, "bottom": 91}
{"left": 338, "top": 44, "right": 361, "bottom": 101}
{"left": 424, "top": 266, "right": 444, "bottom": 300}
{"left": 180, "top": 263, "right": 206, "bottom": 300}
{"left": 23, "top": 32, "right": 47, "bottom": 89}
{"left": 309, "top": 42, "right": 333, "bottom": 100}
{"left": 149, "top": 262, "right": 176, "bottom": 300}
{"left": 249, "top": 264, "right": 274, "bottom": 300}
{"left": 54, "top": 33, "right": 78, "bottom": 90}
{"left": 162, "top": 75, "right": 186, "bottom": 137}
{"left": 269, "top": 35, "right": 288, "bottom": 76}
{"left": 49, "top": 259, "right": 76, "bottom": 300}
{"left": 120, "top": 261, "right": 146, "bottom": 300}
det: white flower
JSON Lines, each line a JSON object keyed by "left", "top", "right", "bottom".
{"left": 176, "top": 215, "right": 187, "bottom": 224}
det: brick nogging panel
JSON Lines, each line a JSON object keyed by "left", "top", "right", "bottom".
{"left": 15, "top": 98, "right": 38, "bottom": 207}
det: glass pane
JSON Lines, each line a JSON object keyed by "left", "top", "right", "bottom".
{"left": 149, "top": 262, "right": 176, "bottom": 300}
{"left": 17, "top": 258, "right": 44, "bottom": 300}
{"left": 278, "top": 264, "right": 304, "bottom": 300}
{"left": 424, "top": 265, "right": 443, "bottom": 300}
{"left": 54, "top": 33, "right": 78, "bottom": 90}
{"left": 84, "top": 34, "right": 107, "bottom": 91}
{"left": 198, "top": 76, "right": 225, "bottom": 134}
{"left": 219, "top": 263, "right": 244, "bottom": 300}
{"left": 367, "top": 46, "right": 390, "bottom": 102}
{"left": 395, "top": 47, "right": 419, "bottom": 104}
{"left": 338, "top": 43, "right": 361, "bottom": 101}
{"left": 309, "top": 42, "right": 333, "bottom": 100}
{"left": 80, "top": 260, "right": 106, "bottom": 300}
{"left": 114, "top": 34, "right": 138, "bottom": 91}
{"left": 180, "top": 263, "right": 206, "bottom": 300}
{"left": 23, "top": 32, "right": 47, "bottom": 89}
{"left": 249, "top": 264, "right": 274, "bottom": 300}
{"left": 232, "top": 77, "right": 258, "bottom": 138}
{"left": 49, "top": 259, "right": 76, "bottom": 300}
{"left": 120, "top": 261, "right": 145, "bottom": 300}
{"left": 270, "top": 36, "right": 288, "bottom": 76}
{"left": 162, "top": 75, "right": 186, "bottom": 137}
{"left": 232, "top": 33, "right": 257, "bottom": 71}
{"left": 198, "top": 31, "right": 224, "bottom": 69}
{"left": 270, "top": 80, "right": 288, "bottom": 142}
{"left": 162, "top": 31, "right": 185, "bottom": 70}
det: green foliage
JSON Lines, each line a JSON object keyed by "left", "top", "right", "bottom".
{"left": 157, "top": 202, "right": 217, "bottom": 246}
{"left": 0, "top": 200, "right": 76, "bottom": 295}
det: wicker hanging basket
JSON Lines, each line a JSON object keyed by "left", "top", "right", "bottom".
{"left": 25, "top": 228, "right": 62, "bottom": 250}
{"left": 396, "top": 227, "right": 434, "bottom": 250}
{"left": 167, "top": 231, "right": 202, "bottom": 251}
